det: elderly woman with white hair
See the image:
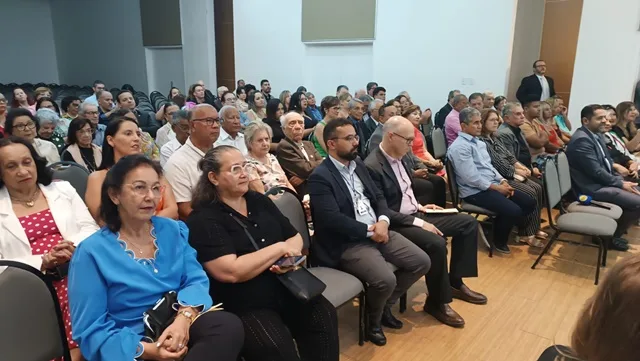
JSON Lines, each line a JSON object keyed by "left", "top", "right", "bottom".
{"left": 244, "top": 122, "right": 295, "bottom": 194}
{"left": 5, "top": 108, "right": 60, "bottom": 165}
{"left": 36, "top": 108, "right": 67, "bottom": 153}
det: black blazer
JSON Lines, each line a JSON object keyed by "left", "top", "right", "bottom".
{"left": 434, "top": 103, "right": 452, "bottom": 129}
{"left": 308, "top": 157, "right": 391, "bottom": 267}
{"left": 565, "top": 126, "right": 623, "bottom": 195}
{"left": 516, "top": 74, "right": 556, "bottom": 104}
{"left": 135, "top": 109, "right": 161, "bottom": 138}
{"left": 362, "top": 117, "right": 378, "bottom": 144}
{"left": 364, "top": 147, "right": 419, "bottom": 227}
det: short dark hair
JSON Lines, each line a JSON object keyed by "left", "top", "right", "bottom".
{"left": 522, "top": 95, "right": 540, "bottom": 108}
{"left": 494, "top": 95, "right": 506, "bottom": 106}
{"left": 0, "top": 136, "right": 53, "bottom": 188}
{"left": 533, "top": 59, "right": 545, "bottom": 68}
{"left": 373, "top": 87, "right": 386, "bottom": 96}
{"left": 469, "top": 92, "right": 483, "bottom": 102}
{"left": 336, "top": 85, "right": 349, "bottom": 93}
{"left": 192, "top": 145, "right": 238, "bottom": 209}
{"left": 447, "top": 89, "right": 460, "bottom": 101}
{"left": 322, "top": 117, "right": 354, "bottom": 148}
{"left": 236, "top": 86, "right": 246, "bottom": 96}
{"left": 100, "top": 154, "right": 163, "bottom": 232}
{"left": 366, "top": 82, "right": 378, "bottom": 91}
{"left": 93, "top": 80, "right": 105, "bottom": 87}
{"left": 296, "top": 86, "right": 307, "bottom": 93}
{"left": 260, "top": 79, "right": 269, "bottom": 86}
{"left": 99, "top": 114, "right": 139, "bottom": 170}
{"left": 67, "top": 118, "right": 93, "bottom": 145}
{"left": 116, "top": 90, "right": 133, "bottom": 104}
{"left": 35, "top": 97, "right": 61, "bottom": 115}
{"left": 221, "top": 91, "right": 235, "bottom": 102}
{"left": 320, "top": 96, "right": 339, "bottom": 117}
{"left": 602, "top": 104, "right": 616, "bottom": 112}
{"left": 5, "top": 108, "right": 39, "bottom": 135}
{"left": 581, "top": 104, "right": 604, "bottom": 122}
{"left": 244, "top": 84, "right": 256, "bottom": 94}
{"left": 378, "top": 101, "right": 396, "bottom": 117}
{"left": 61, "top": 96, "right": 81, "bottom": 112}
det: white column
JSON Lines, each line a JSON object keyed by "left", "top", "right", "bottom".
{"left": 179, "top": 0, "right": 217, "bottom": 89}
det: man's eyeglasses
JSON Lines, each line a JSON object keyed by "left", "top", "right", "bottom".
{"left": 392, "top": 132, "right": 414, "bottom": 146}
{"left": 192, "top": 117, "right": 220, "bottom": 126}
{"left": 84, "top": 111, "right": 99, "bottom": 116}
{"left": 331, "top": 135, "right": 359, "bottom": 143}
{"left": 13, "top": 122, "right": 36, "bottom": 131}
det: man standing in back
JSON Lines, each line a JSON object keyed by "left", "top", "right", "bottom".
{"left": 516, "top": 60, "right": 556, "bottom": 103}
{"left": 444, "top": 94, "right": 469, "bottom": 145}
{"left": 435, "top": 90, "right": 460, "bottom": 129}
{"left": 83, "top": 80, "right": 106, "bottom": 106}
{"left": 261, "top": 79, "right": 272, "bottom": 101}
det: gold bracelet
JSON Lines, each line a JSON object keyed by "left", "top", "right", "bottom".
{"left": 177, "top": 309, "right": 196, "bottom": 324}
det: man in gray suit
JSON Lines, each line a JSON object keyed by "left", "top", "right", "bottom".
{"left": 566, "top": 104, "right": 640, "bottom": 249}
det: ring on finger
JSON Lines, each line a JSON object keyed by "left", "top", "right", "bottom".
{"left": 178, "top": 343, "right": 184, "bottom": 349}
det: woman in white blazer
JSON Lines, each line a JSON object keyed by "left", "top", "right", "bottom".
{"left": 5, "top": 108, "right": 60, "bottom": 165}
{"left": 0, "top": 136, "right": 98, "bottom": 361}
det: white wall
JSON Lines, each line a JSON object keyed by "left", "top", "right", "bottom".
{"left": 0, "top": 0, "right": 59, "bottom": 84}
{"left": 145, "top": 47, "right": 186, "bottom": 95}
{"left": 180, "top": 0, "right": 217, "bottom": 90}
{"left": 234, "top": 0, "right": 517, "bottom": 108}
{"left": 569, "top": 0, "right": 640, "bottom": 125}
{"left": 51, "top": 0, "right": 149, "bottom": 91}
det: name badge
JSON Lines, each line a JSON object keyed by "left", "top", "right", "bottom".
{"left": 356, "top": 199, "right": 368, "bottom": 216}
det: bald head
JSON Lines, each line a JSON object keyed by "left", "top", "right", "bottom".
{"left": 381, "top": 116, "right": 414, "bottom": 158}
{"left": 192, "top": 103, "right": 216, "bottom": 118}
{"left": 383, "top": 116, "right": 413, "bottom": 135}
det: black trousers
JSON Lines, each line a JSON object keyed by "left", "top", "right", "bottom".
{"left": 392, "top": 212, "right": 479, "bottom": 306}
{"left": 412, "top": 174, "right": 447, "bottom": 208}
{"left": 237, "top": 295, "right": 339, "bottom": 361}
{"left": 184, "top": 311, "right": 245, "bottom": 361}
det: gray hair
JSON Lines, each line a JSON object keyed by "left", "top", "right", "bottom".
{"left": 172, "top": 109, "right": 191, "bottom": 125}
{"left": 452, "top": 94, "right": 468, "bottom": 107}
{"left": 78, "top": 101, "right": 98, "bottom": 115}
{"left": 369, "top": 99, "right": 384, "bottom": 112}
{"left": 280, "top": 111, "right": 301, "bottom": 128}
{"left": 358, "top": 94, "right": 373, "bottom": 102}
{"left": 347, "top": 98, "right": 363, "bottom": 110}
{"left": 96, "top": 89, "right": 110, "bottom": 100}
{"left": 459, "top": 107, "right": 481, "bottom": 125}
{"left": 244, "top": 122, "right": 273, "bottom": 151}
{"left": 305, "top": 92, "right": 315, "bottom": 99}
{"left": 502, "top": 102, "right": 522, "bottom": 118}
{"left": 219, "top": 105, "right": 237, "bottom": 121}
{"left": 35, "top": 108, "right": 60, "bottom": 126}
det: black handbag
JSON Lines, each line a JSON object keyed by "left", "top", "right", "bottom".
{"left": 143, "top": 291, "right": 178, "bottom": 341}
{"left": 230, "top": 214, "right": 326, "bottom": 303}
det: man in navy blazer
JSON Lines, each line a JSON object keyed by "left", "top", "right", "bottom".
{"left": 566, "top": 104, "right": 640, "bottom": 247}
{"left": 516, "top": 60, "right": 556, "bottom": 104}
{"left": 308, "top": 117, "right": 430, "bottom": 346}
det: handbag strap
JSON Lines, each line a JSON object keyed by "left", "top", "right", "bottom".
{"left": 229, "top": 213, "right": 261, "bottom": 251}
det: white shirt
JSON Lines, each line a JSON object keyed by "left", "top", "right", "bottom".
{"left": 155, "top": 123, "right": 176, "bottom": 150}
{"left": 163, "top": 137, "right": 206, "bottom": 203}
{"left": 537, "top": 74, "right": 550, "bottom": 101}
{"left": 33, "top": 138, "right": 61, "bottom": 165}
{"left": 214, "top": 127, "right": 248, "bottom": 155}
{"left": 160, "top": 138, "right": 183, "bottom": 167}
{"left": 84, "top": 93, "right": 98, "bottom": 106}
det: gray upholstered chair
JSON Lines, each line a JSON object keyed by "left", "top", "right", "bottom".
{"left": 431, "top": 128, "right": 447, "bottom": 159}
{"left": 531, "top": 157, "right": 617, "bottom": 285}
{"left": 48, "top": 161, "right": 90, "bottom": 202}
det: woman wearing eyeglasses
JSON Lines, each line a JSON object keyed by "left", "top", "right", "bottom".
{"left": 4, "top": 108, "right": 60, "bottom": 165}
{"left": 69, "top": 154, "right": 244, "bottom": 361}
{"left": 62, "top": 118, "right": 102, "bottom": 173}
{"left": 402, "top": 105, "right": 446, "bottom": 178}
{"left": 0, "top": 136, "right": 99, "bottom": 361}
{"left": 85, "top": 115, "right": 178, "bottom": 225}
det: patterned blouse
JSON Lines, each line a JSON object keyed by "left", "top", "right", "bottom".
{"left": 478, "top": 134, "right": 519, "bottom": 179}
{"left": 246, "top": 153, "right": 289, "bottom": 192}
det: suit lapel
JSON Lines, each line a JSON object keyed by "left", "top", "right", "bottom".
{"left": 377, "top": 150, "right": 401, "bottom": 192}
{"left": 325, "top": 159, "right": 355, "bottom": 207}
{"left": 285, "top": 137, "right": 306, "bottom": 160}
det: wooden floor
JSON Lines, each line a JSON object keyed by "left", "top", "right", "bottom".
{"left": 336, "top": 219, "right": 640, "bottom": 361}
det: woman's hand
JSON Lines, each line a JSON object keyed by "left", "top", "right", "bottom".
{"left": 156, "top": 315, "right": 191, "bottom": 353}
{"left": 141, "top": 341, "right": 188, "bottom": 361}
{"left": 42, "top": 241, "right": 76, "bottom": 269}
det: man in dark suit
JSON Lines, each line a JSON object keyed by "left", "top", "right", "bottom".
{"left": 308, "top": 117, "right": 430, "bottom": 346}
{"left": 364, "top": 101, "right": 397, "bottom": 157}
{"left": 434, "top": 89, "right": 460, "bottom": 129}
{"left": 276, "top": 112, "right": 323, "bottom": 195}
{"left": 566, "top": 104, "right": 640, "bottom": 248}
{"left": 516, "top": 60, "right": 556, "bottom": 104}
{"left": 365, "top": 116, "right": 486, "bottom": 328}
{"left": 361, "top": 99, "right": 383, "bottom": 145}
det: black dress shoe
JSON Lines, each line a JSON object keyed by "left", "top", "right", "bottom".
{"left": 451, "top": 285, "right": 488, "bottom": 305}
{"left": 494, "top": 243, "right": 511, "bottom": 254}
{"left": 365, "top": 327, "right": 387, "bottom": 346}
{"left": 381, "top": 307, "right": 403, "bottom": 329}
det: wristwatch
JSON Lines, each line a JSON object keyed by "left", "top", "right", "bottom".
{"left": 178, "top": 309, "right": 196, "bottom": 324}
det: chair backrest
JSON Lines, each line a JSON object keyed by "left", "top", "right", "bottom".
{"left": 431, "top": 128, "right": 447, "bottom": 159}
{"left": 0, "top": 261, "right": 71, "bottom": 361}
{"left": 445, "top": 160, "right": 461, "bottom": 206}
{"left": 556, "top": 151, "right": 572, "bottom": 196}
{"left": 543, "top": 157, "right": 563, "bottom": 211}
{"left": 48, "top": 161, "right": 90, "bottom": 201}
{"left": 268, "top": 187, "right": 311, "bottom": 249}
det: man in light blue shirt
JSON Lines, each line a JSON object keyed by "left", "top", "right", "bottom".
{"left": 447, "top": 107, "right": 536, "bottom": 254}
{"left": 83, "top": 80, "right": 106, "bottom": 106}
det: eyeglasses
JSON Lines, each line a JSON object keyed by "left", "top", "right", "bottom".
{"left": 126, "top": 183, "right": 164, "bottom": 198}
{"left": 392, "top": 132, "right": 414, "bottom": 146}
{"left": 0, "top": 99, "right": 7, "bottom": 105}
{"left": 192, "top": 117, "right": 220, "bottom": 126}
{"left": 84, "top": 111, "right": 99, "bottom": 116}
{"left": 229, "top": 163, "right": 249, "bottom": 176}
{"left": 13, "top": 122, "right": 36, "bottom": 131}
{"left": 331, "top": 135, "right": 359, "bottom": 143}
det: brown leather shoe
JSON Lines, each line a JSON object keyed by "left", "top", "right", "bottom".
{"left": 451, "top": 285, "right": 488, "bottom": 305}
{"left": 424, "top": 303, "right": 465, "bottom": 328}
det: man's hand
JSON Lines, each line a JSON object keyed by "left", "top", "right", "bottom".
{"left": 532, "top": 167, "right": 541, "bottom": 178}
{"left": 615, "top": 164, "right": 630, "bottom": 177}
{"left": 491, "top": 183, "right": 513, "bottom": 197}
{"left": 422, "top": 109, "right": 432, "bottom": 120}
{"left": 419, "top": 204, "right": 443, "bottom": 212}
{"left": 421, "top": 222, "right": 443, "bottom": 236}
{"left": 630, "top": 162, "right": 638, "bottom": 172}
{"left": 413, "top": 169, "right": 429, "bottom": 179}
{"left": 622, "top": 181, "right": 640, "bottom": 195}
{"left": 370, "top": 221, "right": 389, "bottom": 244}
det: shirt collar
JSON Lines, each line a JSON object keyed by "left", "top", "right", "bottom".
{"left": 185, "top": 137, "right": 206, "bottom": 157}
{"left": 379, "top": 144, "right": 400, "bottom": 162}
{"left": 329, "top": 155, "right": 356, "bottom": 174}
{"left": 219, "top": 127, "right": 243, "bottom": 141}
{"left": 457, "top": 131, "right": 477, "bottom": 143}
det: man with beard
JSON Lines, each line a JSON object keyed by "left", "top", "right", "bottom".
{"left": 260, "top": 79, "right": 272, "bottom": 101}
{"left": 308, "top": 117, "right": 431, "bottom": 347}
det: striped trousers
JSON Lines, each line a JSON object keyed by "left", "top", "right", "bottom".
{"left": 507, "top": 178, "right": 544, "bottom": 236}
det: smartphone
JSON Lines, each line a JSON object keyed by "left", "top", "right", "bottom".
{"left": 274, "top": 255, "right": 306, "bottom": 268}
